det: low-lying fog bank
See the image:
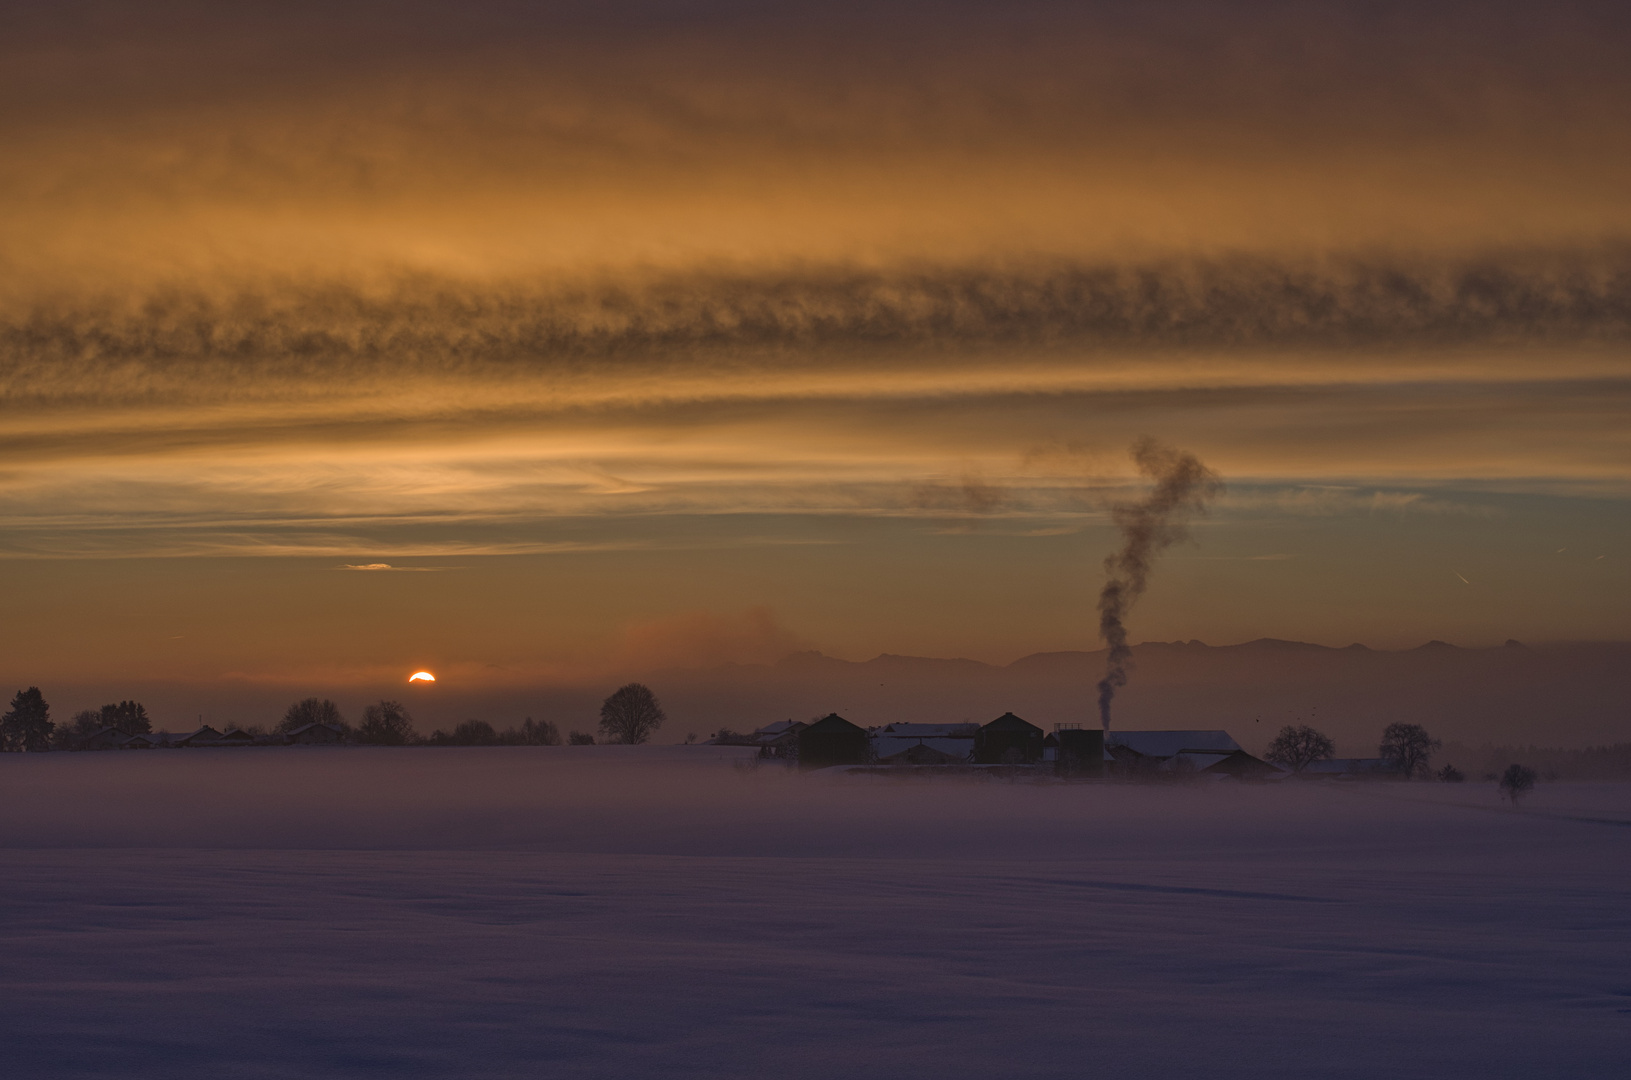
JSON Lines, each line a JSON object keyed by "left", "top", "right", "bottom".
{"left": 1, "top": 744, "right": 1626, "bottom": 857}
{"left": 0, "top": 748, "right": 1625, "bottom": 1078}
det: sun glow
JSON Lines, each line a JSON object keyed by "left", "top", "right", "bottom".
{"left": 408, "top": 671, "right": 436, "bottom": 683}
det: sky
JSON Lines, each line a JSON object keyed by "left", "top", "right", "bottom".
{"left": 3, "top": 1, "right": 1630, "bottom": 717}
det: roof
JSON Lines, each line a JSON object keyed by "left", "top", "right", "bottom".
{"left": 872, "top": 736, "right": 973, "bottom": 761}
{"left": 980, "top": 712, "right": 1043, "bottom": 734}
{"left": 753, "top": 720, "right": 806, "bottom": 737}
{"left": 86, "top": 727, "right": 130, "bottom": 743}
{"left": 802, "top": 713, "right": 866, "bottom": 735}
{"left": 1106, "top": 730, "right": 1242, "bottom": 758}
{"left": 879, "top": 723, "right": 977, "bottom": 738}
{"left": 287, "top": 722, "right": 344, "bottom": 736}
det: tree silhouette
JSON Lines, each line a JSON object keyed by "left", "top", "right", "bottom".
{"left": 517, "top": 717, "right": 561, "bottom": 746}
{"left": 598, "top": 683, "right": 665, "bottom": 744}
{"left": 53, "top": 709, "right": 104, "bottom": 750}
{"left": 1, "top": 688, "right": 54, "bottom": 752}
{"left": 1263, "top": 724, "right": 1336, "bottom": 772}
{"left": 356, "top": 700, "right": 417, "bottom": 745}
{"left": 1499, "top": 764, "right": 1538, "bottom": 805}
{"left": 99, "top": 700, "right": 152, "bottom": 736}
{"left": 1379, "top": 722, "right": 1441, "bottom": 779}
{"left": 278, "top": 698, "right": 347, "bottom": 734}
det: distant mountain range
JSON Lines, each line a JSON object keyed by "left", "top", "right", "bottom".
{"left": 649, "top": 639, "right": 1631, "bottom": 754}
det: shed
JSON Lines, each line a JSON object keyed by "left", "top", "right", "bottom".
{"left": 796, "top": 713, "right": 870, "bottom": 769}
{"left": 974, "top": 713, "right": 1045, "bottom": 764}
{"left": 872, "top": 736, "right": 971, "bottom": 766}
{"left": 286, "top": 722, "right": 346, "bottom": 745}
{"left": 1300, "top": 757, "right": 1404, "bottom": 780}
{"left": 174, "top": 725, "right": 225, "bottom": 747}
{"left": 82, "top": 727, "right": 131, "bottom": 751}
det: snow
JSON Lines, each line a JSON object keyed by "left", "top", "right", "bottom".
{"left": 1, "top": 746, "right": 1627, "bottom": 1078}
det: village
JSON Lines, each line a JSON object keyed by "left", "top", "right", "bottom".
{"left": 53, "top": 710, "right": 1416, "bottom": 780}
{"left": 705, "top": 713, "right": 1407, "bottom": 780}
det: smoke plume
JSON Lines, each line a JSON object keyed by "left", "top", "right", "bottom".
{"left": 1096, "top": 439, "right": 1223, "bottom": 730}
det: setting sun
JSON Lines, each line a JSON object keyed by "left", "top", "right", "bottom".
{"left": 408, "top": 671, "right": 436, "bottom": 683}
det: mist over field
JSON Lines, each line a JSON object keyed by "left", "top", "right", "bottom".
{"left": 1, "top": 748, "right": 1627, "bottom": 1078}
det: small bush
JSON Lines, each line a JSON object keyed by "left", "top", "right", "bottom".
{"left": 568, "top": 731, "right": 595, "bottom": 745}
{"left": 1437, "top": 764, "right": 1465, "bottom": 783}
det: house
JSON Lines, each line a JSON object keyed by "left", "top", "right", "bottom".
{"left": 286, "top": 722, "right": 346, "bottom": 745}
{"left": 1299, "top": 758, "right": 1404, "bottom": 780}
{"left": 172, "top": 725, "right": 226, "bottom": 747}
{"left": 796, "top": 714, "right": 871, "bottom": 769}
{"left": 218, "top": 728, "right": 255, "bottom": 746}
{"left": 1105, "top": 730, "right": 1277, "bottom": 779}
{"left": 973, "top": 713, "right": 1045, "bottom": 764}
{"left": 82, "top": 727, "right": 131, "bottom": 751}
{"left": 122, "top": 732, "right": 157, "bottom": 750}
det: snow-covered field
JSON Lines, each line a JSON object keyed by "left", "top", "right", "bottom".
{"left": 1, "top": 746, "right": 1627, "bottom": 1078}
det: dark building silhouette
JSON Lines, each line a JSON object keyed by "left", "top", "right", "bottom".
{"left": 286, "top": 722, "right": 347, "bottom": 745}
{"left": 1053, "top": 726, "right": 1105, "bottom": 777}
{"left": 796, "top": 713, "right": 870, "bottom": 769}
{"left": 974, "top": 713, "right": 1045, "bottom": 764}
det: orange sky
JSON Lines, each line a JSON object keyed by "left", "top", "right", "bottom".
{"left": 2, "top": 1, "right": 1629, "bottom": 699}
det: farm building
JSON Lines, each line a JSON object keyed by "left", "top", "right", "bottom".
{"left": 1106, "top": 730, "right": 1278, "bottom": 779}
{"left": 81, "top": 727, "right": 131, "bottom": 751}
{"left": 1050, "top": 726, "right": 1106, "bottom": 778}
{"left": 973, "top": 713, "right": 1045, "bottom": 764}
{"left": 796, "top": 714, "right": 870, "bottom": 769}
{"left": 286, "top": 722, "right": 347, "bottom": 745}
{"left": 1299, "top": 758, "right": 1404, "bottom": 780}
{"left": 171, "top": 725, "right": 226, "bottom": 748}
{"left": 871, "top": 722, "right": 976, "bottom": 765}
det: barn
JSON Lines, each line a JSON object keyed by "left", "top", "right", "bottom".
{"left": 973, "top": 713, "right": 1045, "bottom": 764}
{"left": 796, "top": 714, "right": 870, "bottom": 769}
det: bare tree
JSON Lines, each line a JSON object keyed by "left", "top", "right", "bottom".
{"left": 279, "top": 698, "right": 347, "bottom": 735}
{"left": 1264, "top": 724, "right": 1336, "bottom": 772}
{"left": 1379, "top": 722, "right": 1441, "bottom": 779}
{"left": 1499, "top": 764, "right": 1538, "bottom": 805}
{"left": 356, "top": 700, "right": 417, "bottom": 745}
{"left": 0, "top": 688, "right": 54, "bottom": 752}
{"left": 598, "top": 683, "right": 666, "bottom": 744}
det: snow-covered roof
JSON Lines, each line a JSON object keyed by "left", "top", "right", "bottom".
{"left": 872, "top": 736, "right": 973, "bottom": 760}
{"left": 1106, "top": 730, "right": 1242, "bottom": 757}
{"left": 287, "top": 722, "right": 343, "bottom": 736}
{"left": 878, "top": 723, "right": 977, "bottom": 738}
{"left": 752, "top": 720, "right": 805, "bottom": 736}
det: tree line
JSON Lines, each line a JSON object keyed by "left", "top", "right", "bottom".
{"left": 1, "top": 682, "right": 667, "bottom": 751}
{"left": 1263, "top": 720, "right": 1540, "bottom": 803}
